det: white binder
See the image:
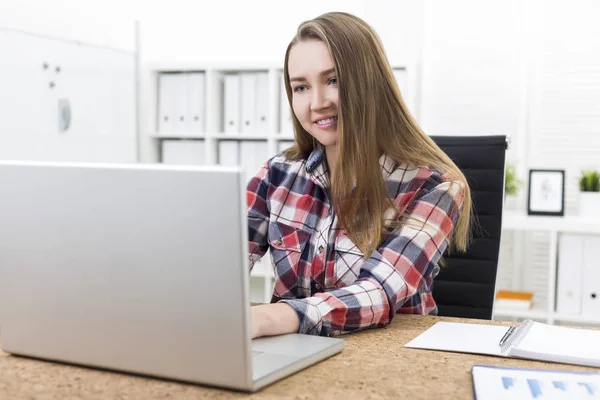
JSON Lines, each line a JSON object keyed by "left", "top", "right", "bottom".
{"left": 393, "top": 67, "right": 416, "bottom": 117}
{"left": 158, "top": 73, "right": 176, "bottom": 134}
{"left": 582, "top": 235, "right": 600, "bottom": 317}
{"left": 172, "top": 73, "right": 188, "bottom": 134}
{"left": 161, "top": 140, "right": 205, "bottom": 165}
{"left": 279, "top": 75, "right": 293, "bottom": 134}
{"left": 393, "top": 68, "right": 409, "bottom": 100}
{"left": 277, "top": 140, "right": 294, "bottom": 153}
{"left": 223, "top": 74, "right": 241, "bottom": 134}
{"left": 217, "top": 140, "right": 240, "bottom": 166}
{"left": 255, "top": 72, "right": 269, "bottom": 134}
{"left": 556, "top": 234, "right": 584, "bottom": 315}
{"left": 240, "top": 141, "right": 269, "bottom": 184}
{"left": 186, "top": 72, "right": 205, "bottom": 133}
{"left": 240, "top": 73, "right": 257, "bottom": 134}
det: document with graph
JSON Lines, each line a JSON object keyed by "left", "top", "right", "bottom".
{"left": 472, "top": 365, "right": 600, "bottom": 399}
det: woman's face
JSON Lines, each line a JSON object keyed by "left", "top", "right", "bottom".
{"left": 287, "top": 40, "right": 339, "bottom": 149}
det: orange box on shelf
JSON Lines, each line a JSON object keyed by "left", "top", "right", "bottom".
{"left": 494, "top": 290, "right": 534, "bottom": 310}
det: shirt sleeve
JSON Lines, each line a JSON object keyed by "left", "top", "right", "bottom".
{"left": 246, "top": 161, "right": 270, "bottom": 271}
{"left": 280, "top": 172, "right": 466, "bottom": 336}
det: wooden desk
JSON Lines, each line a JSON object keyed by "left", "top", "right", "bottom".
{"left": 1, "top": 315, "right": 597, "bottom": 399}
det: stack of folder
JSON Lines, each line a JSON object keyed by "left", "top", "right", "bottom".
{"left": 494, "top": 290, "right": 534, "bottom": 311}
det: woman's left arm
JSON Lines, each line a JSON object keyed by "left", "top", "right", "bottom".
{"left": 273, "top": 175, "right": 466, "bottom": 337}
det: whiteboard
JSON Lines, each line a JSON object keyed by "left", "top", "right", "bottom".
{"left": 0, "top": 28, "right": 137, "bottom": 163}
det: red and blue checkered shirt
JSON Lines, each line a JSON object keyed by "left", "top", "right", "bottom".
{"left": 247, "top": 147, "right": 465, "bottom": 337}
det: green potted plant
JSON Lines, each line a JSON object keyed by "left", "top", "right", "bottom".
{"left": 578, "top": 169, "right": 600, "bottom": 218}
{"left": 505, "top": 163, "right": 523, "bottom": 197}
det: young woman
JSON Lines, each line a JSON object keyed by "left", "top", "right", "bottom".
{"left": 247, "top": 12, "right": 471, "bottom": 338}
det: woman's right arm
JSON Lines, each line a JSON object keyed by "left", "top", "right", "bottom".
{"left": 246, "top": 161, "right": 270, "bottom": 271}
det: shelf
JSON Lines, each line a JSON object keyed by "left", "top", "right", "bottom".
{"left": 212, "top": 134, "right": 270, "bottom": 141}
{"left": 493, "top": 308, "right": 549, "bottom": 320}
{"left": 502, "top": 212, "right": 600, "bottom": 234}
{"left": 152, "top": 132, "right": 296, "bottom": 142}
{"left": 147, "top": 61, "right": 282, "bottom": 72}
{"left": 493, "top": 308, "right": 600, "bottom": 325}
{"left": 151, "top": 133, "right": 206, "bottom": 139}
{"left": 276, "top": 134, "right": 294, "bottom": 140}
{"left": 553, "top": 313, "right": 600, "bottom": 325}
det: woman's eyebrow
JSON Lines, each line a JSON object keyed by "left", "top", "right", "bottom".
{"left": 290, "top": 67, "right": 336, "bottom": 83}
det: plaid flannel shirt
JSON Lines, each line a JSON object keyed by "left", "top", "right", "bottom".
{"left": 247, "top": 147, "right": 465, "bottom": 337}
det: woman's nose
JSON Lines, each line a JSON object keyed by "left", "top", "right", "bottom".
{"left": 310, "top": 88, "right": 330, "bottom": 111}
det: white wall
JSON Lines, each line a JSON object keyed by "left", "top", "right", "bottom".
{"left": 364, "top": 0, "right": 424, "bottom": 65}
{"left": 0, "top": 0, "right": 369, "bottom": 62}
{"left": 0, "top": 1, "right": 140, "bottom": 163}
{"left": 0, "top": 0, "right": 137, "bottom": 51}
{"left": 139, "top": 0, "right": 366, "bottom": 65}
{"left": 0, "top": 0, "right": 416, "bottom": 66}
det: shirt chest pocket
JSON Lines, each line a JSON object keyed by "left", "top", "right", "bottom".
{"left": 334, "top": 234, "right": 365, "bottom": 288}
{"left": 268, "top": 222, "right": 311, "bottom": 294}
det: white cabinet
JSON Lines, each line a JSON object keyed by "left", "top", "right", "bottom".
{"left": 556, "top": 234, "right": 600, "bottom": 319}
{"left": 495, "top": 213, "right": 600, "bottom": 326}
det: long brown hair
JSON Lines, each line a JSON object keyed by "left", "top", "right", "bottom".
{"left": 282, "top": 12, "right": 472, "bottom": 257}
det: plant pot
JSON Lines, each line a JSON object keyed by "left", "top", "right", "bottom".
{"left": 504, "top": 194, "right": 518, "bottom": 210}
{"left": 579, "top": 192, "right": 600, "bottom": 219}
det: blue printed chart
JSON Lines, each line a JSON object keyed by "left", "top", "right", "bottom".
{"left": 472, "top": 365, "right": 600, "bottom": 399}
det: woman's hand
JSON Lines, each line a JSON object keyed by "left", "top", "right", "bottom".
{"left": 251, "top": 303, "right": 300, "bottom": 339}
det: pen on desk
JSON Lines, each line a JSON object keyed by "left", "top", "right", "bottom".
{"left": 498, "top": 326, "right": 516, "bottom": 347}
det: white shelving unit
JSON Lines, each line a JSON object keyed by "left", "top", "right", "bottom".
{"left": 140, "top": 61, "right": 419, "bottom": 303}
{"left": 494, "top": 212, "right": 600, "bottom": 325}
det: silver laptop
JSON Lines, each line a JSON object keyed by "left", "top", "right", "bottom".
{"left": 0, "top": 161, "right": 344, "bottom": 392}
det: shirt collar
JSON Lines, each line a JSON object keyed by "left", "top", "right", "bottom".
{"left": 379, "top": 153, "right": 397, "bottom": 180}
{"left": 305, "top": 146, "right": 329, "bottom": 188}
{"left": 306, "top": 146, "right": 326, "bottom": 174}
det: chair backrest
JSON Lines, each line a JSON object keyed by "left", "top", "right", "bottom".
{"left": 430, "top": 135, "right": 507, "bottom": 319}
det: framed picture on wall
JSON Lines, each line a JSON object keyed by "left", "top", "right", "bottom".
{"left": 527, "top": 169, "right": 565, "bottom": 216}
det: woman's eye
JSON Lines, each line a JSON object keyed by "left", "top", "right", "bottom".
{"left": 293, "top": 85, "right": 306, "bottom": 93}
{"left": 329, "top": 77, "right": 338, "bottom": 85}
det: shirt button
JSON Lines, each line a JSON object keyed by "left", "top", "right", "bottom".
{"left": 318, "top": 245, "right": 324, "bottom": 253}
{"left": 315, "top": 283, "right": 321, "bottom": 290}
{"left": 275, "top": 240, "right": 283, "bottom": 246}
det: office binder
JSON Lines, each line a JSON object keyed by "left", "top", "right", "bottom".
{"left": 158, "top": 73, "right": 176, "bottom": 134}
{"left": 277, "top": 140, "right": 294, "bottom": 153}
{"left": 393, "top": 68, "right": 408, "bottom": 98}
{"left": 255, "top": 72, "right": 269, "bottom": 134}
{"left": 172, "top": 73, "right": 188, "bottom": 134}
{"left": 279, "top": 75, "right": 293, "bottom": 134}
{"left": 217, "top": 140, "right": 240, "bottom": 166}
{"left": 582, "top": 235, "right": 600, "bottom": 317}
{"left": 240, "top": 141, "right": 268, "bottom": 184}
{"left": 557, "top": 234, "right": 584, "bottom": 315}
{"left": 161, "top": 140, "right": 205, "bottom": 165}
{"left": 240, "top": 73, "right": 257, "bottom": 134}
{"left": 186, "top": 72, "right": 205, "bottom": 134}
{"left": 223, "top": 74, "right": 241, "bottom": 134}
{"left": 405, "top": 319, "right": 600, "bottom": 368}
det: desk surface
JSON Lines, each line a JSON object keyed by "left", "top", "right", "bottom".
{"left": 1, "top": 315, "right": 598, "bottom": 399}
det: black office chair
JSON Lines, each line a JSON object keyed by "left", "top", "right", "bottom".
{"left": 430, "top": 135, "right": 507, "bottom": 319}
